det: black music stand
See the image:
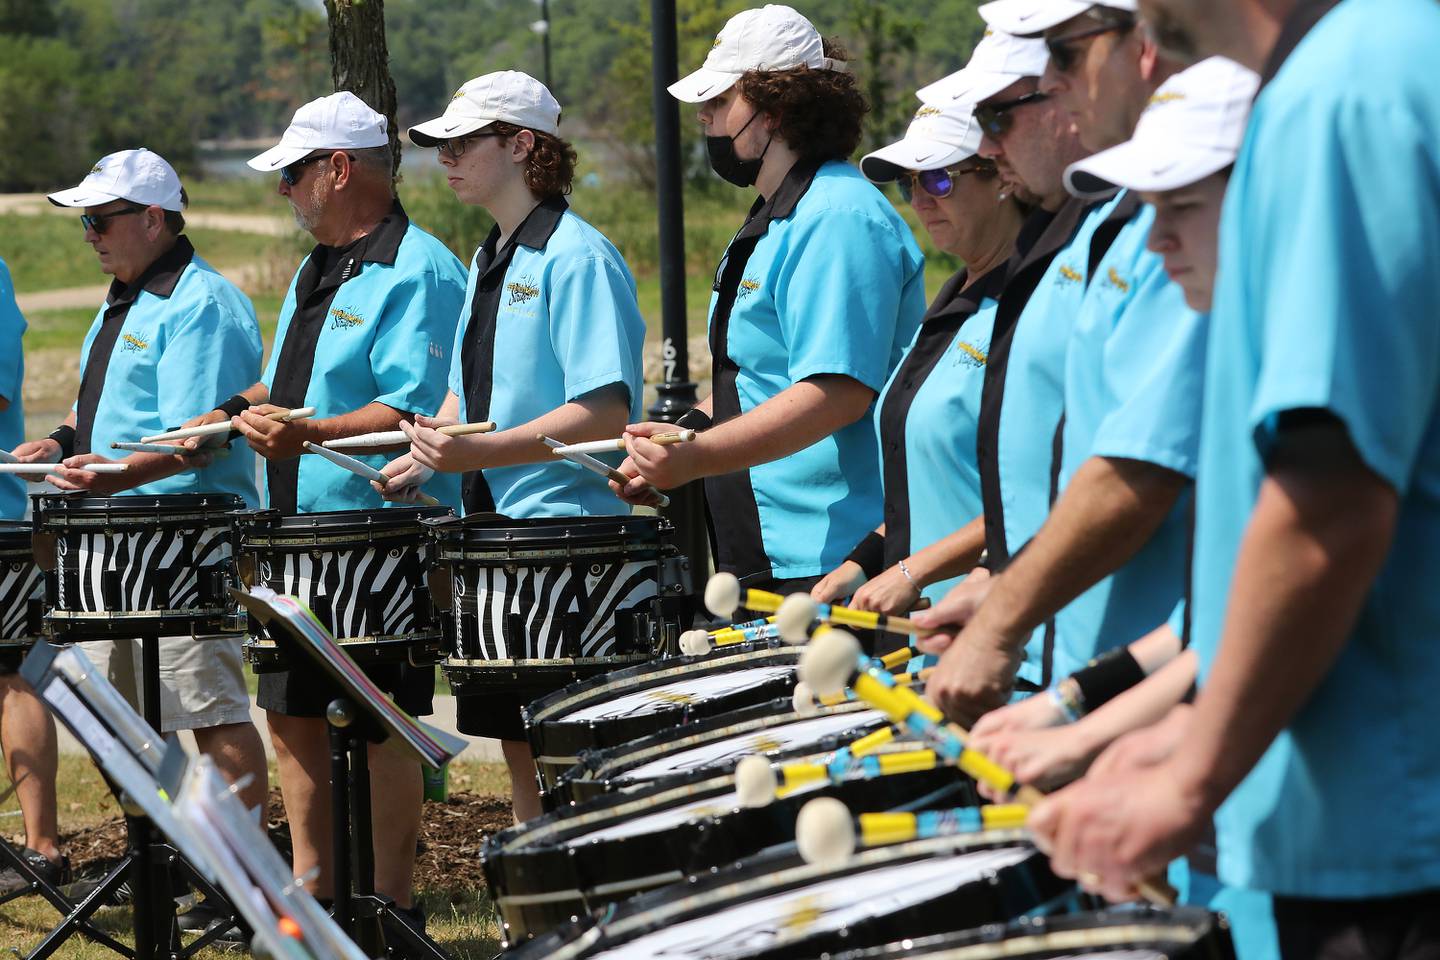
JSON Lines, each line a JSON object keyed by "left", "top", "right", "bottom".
{"left": 236, "top": 586, "right": 466, "bottom": 960}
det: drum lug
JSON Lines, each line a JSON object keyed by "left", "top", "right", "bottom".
{"left": 658, "top": 555, "right": 693, "bottom": 598}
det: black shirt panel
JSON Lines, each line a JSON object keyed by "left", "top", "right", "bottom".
{"left": 1261, "top": 0, "right": 1344, "bottom": 90}
{"left": 704, "top": 159, "right": 824, "bottom": 585}
{"left": 74, "top": 236, "right": 195, "bottom": 456}
{"left": 457, "top": 195, "right": 569, "bottom": 516}
{"left": 267, "top": 201, "right": 410, "bottom": 514}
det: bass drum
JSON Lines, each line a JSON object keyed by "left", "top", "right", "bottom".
{"left": 504, "top": 830, "right": 1068, "bottom": 960}
{"left": 830, "top": 906, "right": 1235, "bottom": 960}
{"left": 526, "top": 641, "right": 801, "bottom": 793}
{"left": 552, "top": 696, "right": 890, "bottom": 806}
{"left": 483, "top": 746, "right": 976, "bottom": 946}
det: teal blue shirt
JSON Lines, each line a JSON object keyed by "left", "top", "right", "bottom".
{"left": 263, "top": 207, "right": 466, "bottom": 513}
{"left": 76, "top": 243, "right": 261, "bottom": 505}
{"left": 706, "top": 160, "right": 925, "bottom": 583}
{"left": 1194, "top": 0, "right": 1440, "bottom": 897}
{"left": 1051, "top": 199, "right": 1205, "bottom": 678}
{"left": 449, "top": 199, "right": 646, "bottom": 518}
{"left": 0, "top": 261, "right": 25, "bottom": 519}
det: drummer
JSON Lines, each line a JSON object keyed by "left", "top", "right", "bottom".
{"left": 810, "top": 100, "right": 1025, "bottom": 632}
{"left": 15, "top": 149, "right": 268, "bottom": 814}
{"left": 379, "top": 70, "right": 646, "bottom": 822}
{"left": 0, "top": 258, "right": 66, "bottom": 896}
{"left": 211, "top": 91, "right": 467, "bottom": 922}
{"left": 612, "top": 4, "right": 926, "bottom": 594}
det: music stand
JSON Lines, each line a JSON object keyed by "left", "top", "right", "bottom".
{"left": 235, "top": 586, "right": 466, "bottom": 960}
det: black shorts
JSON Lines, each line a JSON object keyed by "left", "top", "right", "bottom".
{"left": 256, "top": 656, "right": 435, "bottom": 720}
{"left": 455, "top": 684, "right": 566, "bottom": 743}
{"left": 0, "top": 641, "right": 33, "bottom": 676}
{"left": 1273, "top": 888, "right": 1440, "bottom": 960}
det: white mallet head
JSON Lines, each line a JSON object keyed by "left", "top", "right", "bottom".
{"left": 798, "top": 628, "right": 861, "bottom": 698}
{"left": 795, "top": 797, "right": 856, "bottom": 867}
{"left": 735, "top": 754, "right": 778, "bottom": 807}
{"left": 704, "top": 572, "right": 742, "bottom": 618}
{"left": 776, "top": 593, "right": 819, "bottom": 645}
{"left": 678, "top": 629, "right": 712, "bottom": 657}
{"left": 791, "top": 681, "right": 819, "bottom": 717}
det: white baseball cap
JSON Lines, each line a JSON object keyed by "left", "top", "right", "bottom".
{"left": 247, "top": 91, "right": 389, "bottom": 172}
{"left": 917, "top": 29, "right": 1050, "bottom": 106}
{"left": 47, "top": 148, "right": 185, "bottom": 212}
{"left": 1065, "top": 57, "right": 1259, "bottom": 198}
{"left": 668, "top": 4, "right": 847, "bottom": 104}
{"left": 409, "top": 71, "right": 561, "bottom": 146}
{"left": 980, "top": 0, "right": 1138, "bottom": 38}
{"left": 861, "top": 102, "right": 984, "bottom": 183}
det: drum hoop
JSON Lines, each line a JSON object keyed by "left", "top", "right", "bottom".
{"left": 250, "top": 632, "right": 444, "bottom": 648}
{"left": 46, "top": 606, "right": 239, "bottom": 620}
{"left": 237, "top": 526, "right": 427, "bottom": 550}
{"left": 40, "top": 510, "right": 235, "bottom": 529}
{"left": 888, "top": 922, "right": 1209, "bottom": 960}
{"left": 445, "top": 655, "right": 651, "bottom": 671}
{"left": 436, "top": 543, "right": 662, "bottom": 564}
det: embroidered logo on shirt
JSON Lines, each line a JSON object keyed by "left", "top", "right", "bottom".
{"left": 1057, "top": 264, "right": 1083, "bottom": 285}
{"left": 953, "top": 340, "right": 988, "bottom": 369}
{"left": 1104, "top": 268, "right": 1131, "bottom": 294}
{"left": 506, "top": 276, "right": 541, "bottom": 306}
{"left": 120, "top": 332, "right": 149, "bottom": 353}
{"left": 1147, "top": 91, "right": 1187, "bottom": 108}
{"left": 329, "top": 307, "right": 365, "bottom": 330}
{"left": 738, "top": 277, "right": 761, "bottom": 299}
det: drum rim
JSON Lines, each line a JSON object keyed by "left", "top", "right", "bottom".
{"left": 232, "top": 505, "right": 453, "bottom": 530}
{"left": 35, "top": 492, "right": 244, "bottom": 511}
{"left": 423, "top": 513, "right": 671, "bottom": 548}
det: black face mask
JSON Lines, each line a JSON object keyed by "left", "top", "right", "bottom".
{"left": 706, "top": 111, "right": 773, "bottom": 188}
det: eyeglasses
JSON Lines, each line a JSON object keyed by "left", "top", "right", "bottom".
{"left": 1045, "top": 18, "right": 1136, "bottom": 73}
{"left": 897, "top": 163, "right": 997, "bottom": 202}
{"left": 437, "top": 131, "right": 506, "bottom": 160}
{"left": 973, "top": 91, "right": 1050, "bottom": 138}
{"left": 80, "top": 206, "right": 146, "bottom": 235}
{"left": 280, "top": 152, "right": 353, "bottom": 186}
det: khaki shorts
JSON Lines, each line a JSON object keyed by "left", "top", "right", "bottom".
{"left": 75, "top": 634, "right": 252, "bottom": 734}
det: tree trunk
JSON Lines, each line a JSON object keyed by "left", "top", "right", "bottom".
{"left": 324, "top": 0, "right": 401, "bottom": 176}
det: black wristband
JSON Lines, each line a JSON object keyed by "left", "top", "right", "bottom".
{"left": 217, "top": 394, "right": 252, "bottom": 419}
{"left": 1070, "top": 646, "right": 1147, "bottom": 713}
{"left": 675, "top": 408, "right": 713, "bottom": 432}
{"left": 974, "top": 548, "right": 990, "bottom": 571}
{"left": 48, "top": 425, "right": 75, "bottom": 461}
{"left": 844, "top": 531, "right": 886, "bottom": 579}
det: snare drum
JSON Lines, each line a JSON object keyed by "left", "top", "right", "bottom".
{"left": 525, "top": 641, "right": 801, "bottom": 791}
{"left": 0, "top": 521, "right": 44, "bottom": 666}
{"left": 553, "top": 697, "right": 890, "bottom": 806}
{"left": 831, "top": 906, "right": 1235, "bottom": 960}
{"left": 34, "top": 493, "right": 245, "bottom": 639}
{"left": 504, "top": 830, "right": 1067, "bottom": 960}
{"left": 232, "top": 506, "right": 452, "bottom": 669}
{"left": 483, "top": 747, "right": 975, "bottom": 944}
{"left": 426, "top": 514, "right": 690, "bottom": 693}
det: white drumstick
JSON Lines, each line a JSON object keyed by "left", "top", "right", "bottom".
{"left": 0, "top": 449, "right": 16, "bottom": 464}
{"left": 302, "top": 442, "right": 441, "bottom": 507}
{"left": 111, "top": 441, "right": 228, "bottom": 456}
{"left": 0, "top": 463, "right": 129, "bottom": 475}
{"left": 140, "top": 406, "right": 316, "bottom": 444}
{"left": 322, "top": 420, "right": 497, "bottom": 450}
{"left": 537, "top": 435, "right": 671, "bottom": 509}
{"left": 550, "top": 430, "right": 695, "bottom": 457}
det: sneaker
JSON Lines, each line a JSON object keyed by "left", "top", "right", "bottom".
{"left": 0, "top": 847, "right": 71, "bottom": 897}
{"left": 63, "top": 874, "right": 132, "bottom": 907}
{"left": 176, "top": 899, "right": 246, "bottom": 946}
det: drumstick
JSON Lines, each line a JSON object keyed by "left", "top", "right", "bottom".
{"left": 322, "top": 421, "right": 497, "bottom": 450}
{"left": 141, "top": 406, "right": 316, "bottom": 444}
{"left": 536, "top": 434, "right": 671, "bottom": 508}
{"left": 704, "top": 573, "right": 931, "bottom": 637}
{"left": 795, "top": 796, "right": 1031, "bottom": 866}
{"left": 0, "top": 449, "right": 16, "bottom": 464}
{"left": 0, "top": 463, "right": 129, "bottom": 475}
{"left": 548, "top": 430, "right": 695, "bottom": 457}
{"left": 301, "top": 442, "right": 441, "bottom": 507}
{"left": 798, "top": 629, "right": 1177, "bottom": 905}
{"left": 735, "top": 723, "right": 933, "bottom": 807}
{"left": 111, "top": 441, "right": 229, "bottom": 457}
{"left": 792, "top": 665, "right": 933, "bottom": 716}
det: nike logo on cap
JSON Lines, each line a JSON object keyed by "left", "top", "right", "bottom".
{"left": 914, "top": 153, "right": 935, "bottom": 163}
{"left": 444, "top": 122, "right": 464, "bottom": 132}
{"left": 696, "top": 84, "right": 716, "bottom": 98}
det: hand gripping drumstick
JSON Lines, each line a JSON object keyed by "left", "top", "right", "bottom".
{"left": 0, "top": 462, "right": 129, "bottom": 476}
{"left": 548, "top": 429, "right": 696, "bottom": 457}
{"left": 301, "top": 441, "right": 441, "bottom": 507}
{"left": 140, "top": 406, "right": 316, "bottom": 444}
{"left": 795, "top": 796, "right": 1031, "bottom": 867}
{"left": 798, "top": 629, "right": 1177, "bottom": 905}
{"left": 322, "top": 421, "right": 497, "bottom": 450}
{"left": 536, "top": 434, "right": 671, "bottom": 508}
{"left": 704, "top": 573, "right": 932, "bottom": 639}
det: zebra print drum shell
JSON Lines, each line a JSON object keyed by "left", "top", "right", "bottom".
{"left": 525, "top": 642, "right": 801, "bottom": 791}
{"left": 233, "top": 506, "right": 452, "bottom": 668}
{"left": 482, "top": 746, "right": 975, "bottom": 945}
{"left": 34, "top": 494, "right": 245, "bottom": 639}
{"left": 552, "top": 696, "right": 890, "bottom": 806}
{"left": 0, "top": 521, "right": 43, "bottom": 645}
{"left": 830, "top": 907, "right": 1235, "bottom": 960}
{"left": 425, "top": 514, "right": 688, "bottom": 693}
{"left": 503, "top": 830, "right": 1067, "bottom": 960}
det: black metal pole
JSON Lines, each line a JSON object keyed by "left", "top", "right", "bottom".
{"left": 647, "top": 0, "right": 709, "bottom": 588}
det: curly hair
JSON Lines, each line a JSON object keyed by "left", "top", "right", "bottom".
{"left": 733, "top": 38, "right": 868, "bottom": 164}
{"left": 490, "top": 121, "right": 578, "bottom": 198}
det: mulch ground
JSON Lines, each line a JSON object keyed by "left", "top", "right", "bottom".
{"left": 63, "top": 789, "right": 515, "bottom": 892}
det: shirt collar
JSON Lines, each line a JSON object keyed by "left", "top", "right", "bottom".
{"left": 924, "top": 260, "right": 1011, "bottom": 323}
{"left": 105, "top": 234, "right": 195, "bottom": 308}
{"left": 348, "top": 199, "right": 410, "bottom": 267}
{"left": 736, "top": 158, "right": 825, "bottom": 241}
{"left": 476, "top": 195, "right": 570, "bottom": 284}
{"left": 1260, "top": 0, "right": 1344, "bottom": 90}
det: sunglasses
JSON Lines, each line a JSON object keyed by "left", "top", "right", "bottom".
{"left": 81, "top": 206, "right": 146, "bottom": 235}
{"left": 1045, "top": 18, "right": 1136, "bottom": 73}
{"left": 973, "top": 91, "right": 1050, "bottom": 138}
{"left": 897, "top": 163, "right": 996, "bottom": 202}
{"left": 280, "top": 152, "right": 354, "bottom": 186}
{"left": 437, "top": 131, "right": 506, "bottom": 160}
